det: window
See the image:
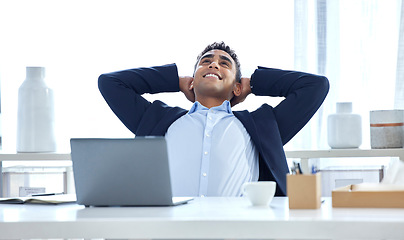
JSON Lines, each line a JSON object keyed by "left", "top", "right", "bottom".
{"left": 0, "top": 0, "right": 402, "bottom": 153}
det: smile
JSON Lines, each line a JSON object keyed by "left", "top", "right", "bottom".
{"left": 204, "top": 73, "right": 222, "bottom": 80}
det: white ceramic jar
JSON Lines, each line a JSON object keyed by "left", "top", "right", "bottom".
{"left": 16, "top": 66, "right": 56, "bottom": 152}
{"left": 327, "top": 102, "right": 362, "bottom": 149}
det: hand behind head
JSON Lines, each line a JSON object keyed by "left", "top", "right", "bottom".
{"left": 230, "top": 77, "right": 251, "bottom": 107}
{"left": 179, "top": 76, "right": 195, "bottom": 103}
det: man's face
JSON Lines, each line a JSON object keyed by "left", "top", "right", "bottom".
{"left": 192, "top": 49, "right": 238, "bottom": 101}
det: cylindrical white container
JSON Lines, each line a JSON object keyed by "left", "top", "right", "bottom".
{"left": 327, "top": 102, "right": 362, "bottom": 149}
{"left": 370, "top": 110, "right": 404, "bottom": 149}
{"left": 17, "top": 67, "right": 56, "bottom": 152}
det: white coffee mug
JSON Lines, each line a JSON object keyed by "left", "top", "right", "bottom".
{"left": 242, "top": 181, "right": 276, "bottom": 206}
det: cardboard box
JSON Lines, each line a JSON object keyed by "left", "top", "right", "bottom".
{"left": 287, "top": 173, "right": 321, "bottom": 209}
{"left": 332, "top": 183, "right": 404, "bottom": 208}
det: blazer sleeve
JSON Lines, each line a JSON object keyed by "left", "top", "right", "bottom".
{"left": 250, "top": 66, "right": 329, "bottom": 144}
{"left": 98, "top": 63, "right": 180, "bottom": 134}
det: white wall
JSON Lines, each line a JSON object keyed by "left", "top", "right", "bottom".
{"left": 0, "top": 0, "right": 294, "bottom": 151}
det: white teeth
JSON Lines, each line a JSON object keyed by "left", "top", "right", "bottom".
{"left": 205, "top": 73, "right": 219, "bottom": 79}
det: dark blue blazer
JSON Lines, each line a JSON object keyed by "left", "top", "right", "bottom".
{"left": 98, "top": 64, "right": 329, "bottom": 196}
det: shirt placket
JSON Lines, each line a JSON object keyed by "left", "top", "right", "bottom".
{"left": 198, "top": 109, "right": 216, "bottom": 197}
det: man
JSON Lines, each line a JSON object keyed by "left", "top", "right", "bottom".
{"left": 98, "top": 42, "right": 329, "bottom": 197}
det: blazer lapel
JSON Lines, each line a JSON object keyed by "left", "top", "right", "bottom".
{"left": 233, "top": 110, "right": 263, "bottom": 154}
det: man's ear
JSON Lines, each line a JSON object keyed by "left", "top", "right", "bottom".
{"left": 233, "top": 82, "right": 242, "bottom": 97}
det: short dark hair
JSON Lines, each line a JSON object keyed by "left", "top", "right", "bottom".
{"left": 194, "top": 41, "right": 241, "bottom": 83}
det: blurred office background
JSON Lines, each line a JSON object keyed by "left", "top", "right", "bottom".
{"left": 0, "top": 0, "right": 402, "bottom": 155}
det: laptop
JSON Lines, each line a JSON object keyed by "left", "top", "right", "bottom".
{"left": 70, "top": 137, "right": 193, "bottom": 207}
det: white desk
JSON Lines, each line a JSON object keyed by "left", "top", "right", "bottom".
{"left": 1, "top": 197, "right": 404, "bottom": 240}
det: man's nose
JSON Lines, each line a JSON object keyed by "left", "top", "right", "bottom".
{"left": 208, "top": 61, "right": 219, "bottom": 69}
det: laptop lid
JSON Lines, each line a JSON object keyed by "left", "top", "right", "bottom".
{"left": 70, "top": 137, "right": 192, "bottom": 207}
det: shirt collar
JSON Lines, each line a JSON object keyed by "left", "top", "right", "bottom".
{"left": 188, "top": 100, "right": 232, "bottom": 114}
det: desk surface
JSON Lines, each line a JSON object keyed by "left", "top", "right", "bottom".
{"left": 1, "top": 197, "right": 404, "bottom": 239}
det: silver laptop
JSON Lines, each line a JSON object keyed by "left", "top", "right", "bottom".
{"left": 70, "top": 137, "right": 193, "bottom": 207}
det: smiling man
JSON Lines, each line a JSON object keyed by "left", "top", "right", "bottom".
{"left": 98, "top": 42, "right": 329, "bottom": 197}
{"left": 191, "top": 49, "right": 241, "bottom": 107}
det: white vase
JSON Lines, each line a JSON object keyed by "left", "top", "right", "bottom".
{"left": 17, "top": 66, "right": 56, "bottom": 152}
{"left": 327, "top": 102, "right": 362, "bottom": 149}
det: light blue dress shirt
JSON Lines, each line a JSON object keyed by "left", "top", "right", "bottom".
{"left": 165, "top": 100, "right": 259, "bottom": 197}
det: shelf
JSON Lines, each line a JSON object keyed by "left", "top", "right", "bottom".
{"left": 1, "top": 149, "right": 403, "bottom": 161}
{"left": 0, "top": 152, "right": 71, "bottom": 161}
{"left": 285, "top": 148, "right": 404, "bottom": 174}
{"left": 0, "top": 148, "right": 401, "bottom": 176}
{"left": 285, "top": 148, "right": 404, "bottom": 159}
{"left": 0, "top": 149, "right": 402, "bottom": 197}
{"left": 0, "top": 152, "right": 73, "bottom": 198}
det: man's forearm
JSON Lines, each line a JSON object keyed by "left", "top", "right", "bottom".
{"left": 99, "top": 64, "right": 180, "bottom": 95}
{"left": 98, "top": 63, "right": 181, "bottom": 134}
{"left": 250, "top": 66, "right": 329, "bottom": 144}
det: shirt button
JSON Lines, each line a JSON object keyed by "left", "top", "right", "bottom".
{"left": 206, "top": 133, "right": 210, "bottom": 137}
{"left": 208, "top": 116, "right": 212, "bottom": 120}
{"left": 202, "top": 173, "right": 207, "bottom": 177}
{"left": 204, "top": 151, "right": 208, "bottom": 155}
{"left": 201, "top": 195, "right": 205, "bottom": 197}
